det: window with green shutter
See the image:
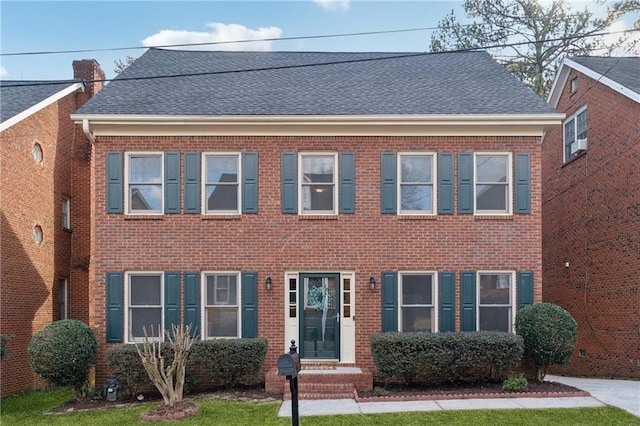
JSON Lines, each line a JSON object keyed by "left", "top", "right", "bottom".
{"left": 241, "top": 272, "right": 258, "bottom": 338}
{"left": 106, "top": 272, "right": 123, "bottom": 342}
{"left": 460, "top": 271, "right": 476, "bottom": 331}
{"left": 381, "top": 271, "right": 398, "bottom": 332}
{"left": 184, "top": 272, "right": 200, "bottom": 338}
{"left": 380, "top": 152, "right": 397, "bottom": 214}
{"left": 106, "top": 152, "right": 123, "bottom": 213}
{"left": 184, "top": 153, "right": 200, "bottom": 213}
{"left": 438, "top": 153, "right": 454, "bottom": 214}
{"left": 439, "top": 272, "right": 455, "bottom": 332}
{"left": 164, "top": 153, "right": 180, "bottom": 214}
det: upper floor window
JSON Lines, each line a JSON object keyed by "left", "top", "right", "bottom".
{"left": 58, "top": 278, "right": 68, "bottom": 320}
{"left": 564, "top": 107, "right": 588, "bottom": 162}
{"left": 126, "top": 272, "right": 163, "bottom": 342}
{"left": 300, "top": 153, "right": 337, "bottom": 214}
{"left": 203, "top": 272, "right": 240, "bottom": 338}
{"left": 399, "top": 154, "right": 435, "bottom": 214}
{"left": 475, "top": 153, "right": 511, "bottom": 215}
{"left": 478, "top": 271, "right": 514, "bottom": 332}
{"left": 203, "top": 153, "right": 240, "bottom": 214}
{"left": 125, "top": 153, "right": 163, "bottom": 214}
{"left": 62, "top": 196, "right": 70, "bottom": 229}
{"left": 399, "top": 272, "right": 436, "bottom": 332}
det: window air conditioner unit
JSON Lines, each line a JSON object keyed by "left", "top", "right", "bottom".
{"left": 571, "top": 138, "right": 588, "bottom": 154}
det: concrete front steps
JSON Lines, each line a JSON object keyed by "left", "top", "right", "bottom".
{"left": 265, "top": 364, "right": 373, "bottom": 400}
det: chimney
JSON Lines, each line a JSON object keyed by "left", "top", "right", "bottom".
{"left": 72, "top": 59, "right": 105, "bottom": 107}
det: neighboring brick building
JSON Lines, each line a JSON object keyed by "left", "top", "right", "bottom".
{"left": 71, "top": 49, "right": 562, "bottom": 391}
{"left": 0, "top": 60, "right": 104, "bottom": 397}
{"left": 543, "top": 56, "right": 639, "bottom": 378}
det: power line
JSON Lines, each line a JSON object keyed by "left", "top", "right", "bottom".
{"left": 4, "top": 28, "right": 639, "bottom": 89}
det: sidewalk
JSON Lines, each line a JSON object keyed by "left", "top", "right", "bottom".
{"left": 278, "top": 376, "right": 639, "bottom": 418}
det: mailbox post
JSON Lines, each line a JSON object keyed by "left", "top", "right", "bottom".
{"left": 277, "top": 340, "right": 301, "bottom": 426}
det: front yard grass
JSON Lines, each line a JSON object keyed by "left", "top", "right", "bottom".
{"left": 1, "top": 388, "right": 638, "bottom": 425}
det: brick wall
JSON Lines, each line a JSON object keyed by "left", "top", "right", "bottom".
{"left": 90, "top": 135, "right": 543, "bottom": 383}
{"left": 542, "top": 68, "right": 640, "bottom": 378}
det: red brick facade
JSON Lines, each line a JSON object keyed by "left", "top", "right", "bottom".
{"left": 542, "top": 67, "right": 640, "bottom": 378}
{"left": 89, "top": 134, "right": 543, "bottom": 384}
{"left": 0, "top": 60, "right": 103, "bottom": 397}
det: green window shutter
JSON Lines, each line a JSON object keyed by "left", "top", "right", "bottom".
{"left": 164, "top": 152, "right": 180, "bottom": 214}
{"left": 439, "top": 272, "right": 455, "bottom": 332}
{"left": 517, "top": 271, "right": 534, "bottom": 310}
{"left": 242, "top": 152, "right": 258, "bottom": 214}
{"left": 184, "top": 153, "right": 200, "bottom": 214}
{"left": 106, "top": 272, "right": 123, "bottom": 343}
{"left": 184, "top": 272, "right": 200, "bottom": 339}
{"left": 381, "top": 271, "right": 398, "bottom": 332}
{"left": 438, "top": 153, "right": 454, "bottom": 214}
{"left": 381, "top": 152, "right": 397, "bottom": 214}
{"left": 458, "top": 152, "right": 473, "bottom": 214}
{"left": 281, "top": 153, "right": 297, "bottom": 214}
{"left": 339, "top": 152, "right": 356, "bottom": 213}
{"left": 106, "top": 152, "right": 123, "bottom": 213}
{"left": 460, "top": 271, "right": 476, "bottom": 331}
{"left": 515, "top": 153, "right": 531, "bottom": 214}
{"left": 164, "top": 272, "right": 180, "bottom": 332}
{"left": 241, "top": 272, "right": 258, "bottom": 338}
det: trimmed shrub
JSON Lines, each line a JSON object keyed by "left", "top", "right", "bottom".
{"left": 515, "top": 302, "right": 578, "bottom": 382}
{"left": 502, "top": 373, "right": 528, "bottom": 392}
{"left": 190, "top": 338, "right": 268, "bottom": 388}
{"left": 106, "top": 344, "right": 157, "bottom": 398}
{"left": 371, "top": 331, "right": 523, "bottom": 385}
{"left": 28, "top": 320, "right": 97, "bottom": 397}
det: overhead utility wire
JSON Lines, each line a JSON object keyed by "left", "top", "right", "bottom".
{"left": 5, "top": 28, "right": 639, "bottom": 88}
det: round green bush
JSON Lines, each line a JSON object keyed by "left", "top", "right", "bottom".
{"left": 28, "top": 320, "right": 97, "bottom": 394}
{"left": 515, "top": 303, "right": 577, "bottom": 381}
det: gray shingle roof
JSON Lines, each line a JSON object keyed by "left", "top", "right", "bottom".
{"left": 569, "top": 56, "right": 640, "bottom": 95}
{"left": 1, "top": 80, "right": 79, "bottom": 123}
{"left": 76, "top": 49, "right": 557, "bottom": 116}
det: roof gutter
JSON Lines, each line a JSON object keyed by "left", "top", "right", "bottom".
{"left": 82, "top": 118, "right": 96, "bottom": 143}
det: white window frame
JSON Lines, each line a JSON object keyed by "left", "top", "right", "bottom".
{"left": 61, "top": 196, "right": 70, "bottom": 229}
{"left": 58, "top": 278, "right": 68, "bottom": 320}
{"left": 397, "top": 152, "right": 437, "bottom": 215}
{"left": 476, "top": 271, "right": 515, "bottom": 333}
{"left": 201, "top": 271, "right": 241, "bottom": 339}
{"left": 125, "top": 271, "right": 164, "bottom": 343}
{"left": 201, "top": 152, "right": 241, "bottom": 215}
{"left": 124, "top": 152, "right": 164, "bottom": 215}
{"left": 398, "top": 271, "right": 438, "bottom": 332}
{"left": 298, "top": 152, "right": 338, "bottom": 215}
{"left": 474, "top": 152, "right": 512, "bottom": 215}
{"left": 563, "top": 106, "right": 588, "bottom": 163}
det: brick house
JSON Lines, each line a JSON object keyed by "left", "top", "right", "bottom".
{"left": 543, "top": 56, "right": 639, "bottom": 379}
{"left": 0, "top": 60, "right": 104, "bottom": 397}
{"left": 71, "top": 49, "right": 562, "bottom": 392}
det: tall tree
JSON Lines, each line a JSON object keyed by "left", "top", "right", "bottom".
{"left": 430, "top": 0, "right": 640, "bottom": 98}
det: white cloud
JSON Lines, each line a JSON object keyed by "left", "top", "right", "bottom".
{"left": 142, "top": 22, "right": 283, "bottom": 51}
{"left": 0, "top": 66, "right": 7, "bottom": 78}
{"left": 312, "top": 0, "right": 350, "bottom": 12}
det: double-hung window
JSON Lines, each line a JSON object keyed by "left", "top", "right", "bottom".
{"left": 478, "top": 272, "right": 514, "bottom": 332}
{"left": 126, "top": 272, "right": 163, "bottom": 342}
{"left": 203, "top": 272, "right": 239, "bottom": 338}
{"left": 399, "top": 272, "right": 436, "bottom": 332}
{"left": 58, "top": 278, "right": 68, "bottom": 320}
{"left": 563, "top": 107, "right": 588, "bottom": 162}
{"left": 126, "top": 153, "right": 163, "bottom": 214}
{"left": 475, "top": 153, "right": 511, "bottom": 215}
{"left": 300, "top": 153, "right": 337, "bottom": 214}
{"left": 203, "top": 153, "right": 240, "bottom": 214}
{"left": 61, "top": 196, "right": 70, "bottom": 229}
{"left": 399, "top": 153, "right": 435, "bottom": 214}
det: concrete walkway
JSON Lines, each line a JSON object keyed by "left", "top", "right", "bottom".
{"left": 278, "top": 376, "right": 639, "bottom": 418}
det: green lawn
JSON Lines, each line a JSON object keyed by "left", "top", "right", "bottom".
{"left": 1, "top": 388, "right": 638, "bottom": 426}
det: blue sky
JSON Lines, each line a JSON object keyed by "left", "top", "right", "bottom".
{"left": 1, "top": 1, "right": 635, "bottom": 82}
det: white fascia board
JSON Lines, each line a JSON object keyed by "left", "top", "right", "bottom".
{"left": 547, "top": 61, "right": 571, "bottom": 107}
{"left": 72, "top": 113, "right": 564, "bottom": 137}
{"left": 1, "top": 83, "right": 84, "bottom": 132}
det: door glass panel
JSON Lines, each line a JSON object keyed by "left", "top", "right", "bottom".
{"left": 301, "top": 275, "right": 339, "bottom": 359}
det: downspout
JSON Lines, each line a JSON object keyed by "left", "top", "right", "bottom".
{"left": 82, "top": 119, "right": 95, "bottom": 143}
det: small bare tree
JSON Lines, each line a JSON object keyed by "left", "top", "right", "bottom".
{"left": 135, "top": 324, "right": 195, "bottom": 406}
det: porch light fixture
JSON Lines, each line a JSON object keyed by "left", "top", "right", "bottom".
{"left": 265, "top": 276, "right": 273, "bottom": 291}
{"left": 369, "top": 276, "right": 377, "bottom": 290}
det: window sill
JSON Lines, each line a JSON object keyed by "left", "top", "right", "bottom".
{"left": 299, "top": 215, "right": 339, "bottom": 220}
{"left": 562, "top": 150, "right": 586, "bottom": 167}
{"left": 124, "top": 215, "right": 164, "bottom": 220}
{"left": 62, "top": 227, "right": 72, "bottom": 233}
{"left": 202, "top": 214, "right": 241, "bottom": 220}
{"left": 474, "top": 215, "right": 513, "bottom": 221}
{"left": 397, "top": 215, "right": 437, "bottom": 220}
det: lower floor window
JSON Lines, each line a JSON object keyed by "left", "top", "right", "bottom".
{"left": 58, "top": 278, "right": 68, "bottom": 320}
{"left": 478, "top": 272, "right": 513, "bottom": 332}
{"left": 400, "top": 272, "right": 435, "bottom": 332}
{"left": 127, "top": 273, "right": 163, "bottom": 342}
{"left": 204, "top": 273, "right": 239, "bottom": 338}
